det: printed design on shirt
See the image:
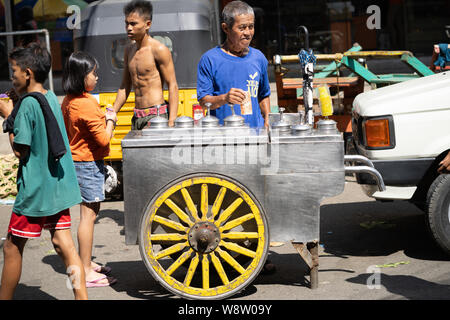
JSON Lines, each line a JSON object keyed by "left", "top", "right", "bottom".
{"left": 246, "top": 71, "right": 259, "bottom": 98}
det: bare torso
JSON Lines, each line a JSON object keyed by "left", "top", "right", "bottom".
{"left": 127, "top": 37, "right": 165, "bottom": 109}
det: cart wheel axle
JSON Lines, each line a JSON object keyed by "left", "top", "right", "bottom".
{"left": 189, "top": 221, "right": 221, "bottom": 254}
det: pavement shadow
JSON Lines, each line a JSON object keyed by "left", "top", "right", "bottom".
{"left": 96, "top": 209, "right": 124, "bottom": 227}
{"left": 319, "top": 200, "right": 450, "bottom": 261}
{"left": 105, "top": 260, "right": 180, "bottom": 300}
{"left": 346, "top": 273, "right": 450, "bottom": 300}
{"left": 95, "top": 208, "right": 125, "bottom": 235}
{"left": 42, "top": 255, "right": 181, "bottom": 299}
{"left": 105, "top": 254, "right": 313, "bottom": 300}
{"left": 231, "top": 250, "right": 312, "bottom": 299}
{"left": 12, "top": 283, "right": 57, "bottom": 300}
{"left": 231, "top": 249, "right": 357, "bottom": 299}
{"left": 42, "top": 254, "right": 67, "bottom": 275}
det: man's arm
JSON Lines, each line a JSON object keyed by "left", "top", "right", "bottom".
{"left": 199, "top": 88, "right": 247, "bottom": 110}
{"left": 154, "top": 44, "right": 179, "bottom": 127}
{"left": 438, "top": 150, "right": 450, "bottom": 173}
{"left": 112, "top": 46, "right": 132, "bottom": 113}
{"left": 259, "top": 96, "right": 270, "bottom": 128}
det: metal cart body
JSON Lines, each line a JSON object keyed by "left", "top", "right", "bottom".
{"left": 120, "top": 113, "right": 382, "bottom": 299}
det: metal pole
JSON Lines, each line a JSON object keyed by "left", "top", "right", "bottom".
{"left": 213, "top": 0, "right": 222, "bottom": 45}
{"left": 43, "top": 30, "right": 54, "bottom": 93}
{"left": 277, "top": 0, "right": 281, "bottom": 54}
{"left": 4, "top": 0, "right": 14, "bottom": 80}
{"left": 0, "top": 29, "right": 53, "bottom": 92}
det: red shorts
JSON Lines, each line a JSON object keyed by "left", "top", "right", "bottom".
{"left": 7, "top": 209, "right": 71, "bottom": 239}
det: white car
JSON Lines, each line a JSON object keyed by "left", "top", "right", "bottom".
{"left": 351, "top": 71, "right": 450, "bottom": 254}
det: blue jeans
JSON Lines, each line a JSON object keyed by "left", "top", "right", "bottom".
{"left": 74, "top": 160, "right": 105, "bottom": 203}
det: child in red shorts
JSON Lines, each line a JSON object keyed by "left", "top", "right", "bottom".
{"left": 0, "top": 44, "right": 88, "bottom": 300}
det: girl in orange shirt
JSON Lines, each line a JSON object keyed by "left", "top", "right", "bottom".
{"left": 62, "top": 52, "right": 117, "bottom": 288}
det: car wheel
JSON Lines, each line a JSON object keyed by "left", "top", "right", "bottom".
{"left": 426, "top": 173, "right": 450, "bottom": 255}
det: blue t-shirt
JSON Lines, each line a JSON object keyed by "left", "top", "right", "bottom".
{"left": 197, "top": 46, "right": 271, "bottom": 128}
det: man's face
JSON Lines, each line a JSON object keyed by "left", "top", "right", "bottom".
{"left": 125, "top": 12, "right": 151, "bottom": 41}
{"left": 10, "top": 59, "right": 29, "bottom": 94}
{"left": 223, "top": 14, "right": 255, "bottom": 51}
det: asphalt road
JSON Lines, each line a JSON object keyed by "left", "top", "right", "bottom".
{"left": 1, "top": 176, "right": 449, "bottom": 301}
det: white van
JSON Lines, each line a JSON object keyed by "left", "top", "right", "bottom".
{"left": 351, "top": 71, "right": 450, "bottom": 254}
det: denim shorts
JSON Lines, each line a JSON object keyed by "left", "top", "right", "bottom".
{"left": 74, "top": 160, "right": 105, "bottom": 203}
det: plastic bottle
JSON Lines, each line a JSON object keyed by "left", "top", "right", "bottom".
{"left": 193, "top": 104, "right": 204, "bottom": 125}
{"left": 317, "top": 86, "right": 333, "bottom": 117}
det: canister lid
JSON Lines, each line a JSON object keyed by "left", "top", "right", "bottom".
{"left": 271, "top": 107, "right": 291, "bottom": 132}
{"left": 224, "top": 114, "right": 245, "bottom": 127}
{"left": 317, "top": 119, "right": 337, "bottom": 132}
{"left": 175, "top": 116, "right": 194, "bottom": 128}
{"left": 201, "top": 102, "right": 220, "bottom": 127}
{"left": 271, "top": 120, "right": 291, "bottom": 132}
{"left": 200, "top": 115, "right": 220, "bottom": 127}
{"left": 148, "top": 115, "right": 169, "bottom": 129}
{"left": 291, "top": 123, "right": 311, "bottom": 135}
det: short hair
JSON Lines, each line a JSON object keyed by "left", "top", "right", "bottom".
{"left": 62, "top": 51, "right": 98, "bottom": 96}
{"left": 124, "top": 0, "right": 153, "bottom": 21}
{"left": 222, "top": 1, "right": 254, "bottom": 28}
{"left": 9, "top": 43, "right": 51, "bottom": 84}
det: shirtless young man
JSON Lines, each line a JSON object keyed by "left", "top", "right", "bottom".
{"left": 112, "top": 0, "right": 178, "bottom": 129}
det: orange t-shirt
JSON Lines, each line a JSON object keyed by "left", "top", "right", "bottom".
{"left": 61, "top": 93, "right": 110, "bottom": 161}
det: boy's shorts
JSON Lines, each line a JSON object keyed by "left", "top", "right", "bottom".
{"left": 74, "top": 160, "right": 105, "bottom": 203}
{"left": 7, "top": 209, "right": 71, "bottom": 239}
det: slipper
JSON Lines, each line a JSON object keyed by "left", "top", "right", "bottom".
{"left": 93, "top": 265, "right": 112, "bottom": 275}
{"left": 86, "top": 275, "right": 117, "bottom": 288}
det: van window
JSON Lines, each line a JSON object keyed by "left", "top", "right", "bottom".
{"left": 153, "top": 35, "right": 173, "bottom": 52}
{"left": 111, "top": 38, "right": 128, "bottom": 69}
{"left": 111, "top": 35, "right": 175, "bottom": 69}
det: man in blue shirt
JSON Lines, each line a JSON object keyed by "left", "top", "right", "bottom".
{"left": 197, "top": 0, "right": 271, "bottom": 128}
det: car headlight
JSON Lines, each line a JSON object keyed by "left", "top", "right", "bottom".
{"left": 362, "top": 115, "right": 395, "bottom": 149}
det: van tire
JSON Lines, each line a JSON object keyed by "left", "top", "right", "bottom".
{"left": 426, "top": 174, "right": 450, "bottom": 255}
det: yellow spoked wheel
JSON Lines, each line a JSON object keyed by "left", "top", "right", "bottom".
{"left": 138, "top": 173, "right": 269, "bottom": 300}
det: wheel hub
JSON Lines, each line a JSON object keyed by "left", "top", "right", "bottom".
{"left": 188, "top": 221, "right": 221, "bottom": 254}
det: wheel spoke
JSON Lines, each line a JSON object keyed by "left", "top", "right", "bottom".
{"left": 201, "top": 184, "right": 208, "bottom": 219}
{"left": 216, "top": 247, "right": 246, "bottom": 274}
{"left": 215, "top": 198, "right": 243, "bottom": 226}
{"left": 202, "top": 254, "right": 209, "bottom": 289}
{"left": 150, "top": 233, "right": 187, "bottom": 242}
{"left": 184, "top": 253, "right": 200, "bottom": 286}
{"left": 220, "top": 240, "right": 256, "bottom": 258}
{"left": 221, "top": 232, "right": 259, "bottom": 240}
{"left": 220, "top": 213, "right": 254, "bottom": 232}
{"left": 154, "top": 242, "right": 188, "bottom": 260}
{"left": 211, "top": 187, "right": 227, "bottom": 219}
{"left": 153, "top": 215, "right": 188, "bottom": 232}
{"left": 166, "top": 249, "right": 193, "bottom": 276}
{"left": 165, "top": 198, "right": 194, "bottom": 227}
{"left": 181, "top": 188, "right": 200, "bottom": 221}
{"left": 210, "top": 252, "right": 229, "bottom": 285}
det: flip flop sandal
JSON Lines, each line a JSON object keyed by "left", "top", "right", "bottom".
{"left": 86, "top": 275, "right": 117, "bottom": 288}
{"left": 93, "top": 265, "right": 112, "bottom": 274}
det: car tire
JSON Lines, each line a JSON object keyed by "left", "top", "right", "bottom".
{"left": 426, "top": 173, "right": 450, "bottom": 255}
